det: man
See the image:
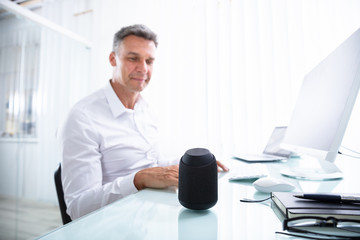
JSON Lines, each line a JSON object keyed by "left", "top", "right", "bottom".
{"left": 59, "top": 24, "right": 228, "bottom": 220}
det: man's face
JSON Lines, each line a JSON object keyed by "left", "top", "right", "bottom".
{"left": 110, "top": 35, "right": 156, "bottom": 93}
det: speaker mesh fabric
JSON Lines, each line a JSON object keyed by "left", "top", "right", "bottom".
{"left": 178, "top": 160, "right": 218, "bottom": 210}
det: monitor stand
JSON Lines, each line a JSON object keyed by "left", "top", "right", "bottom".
{"left": 280, "top": 158, "right": 343, "bottom": 181}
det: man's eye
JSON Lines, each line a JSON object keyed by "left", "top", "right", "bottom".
{"left": 128, "top": 57, "right": 138, "bottom": 62}
{"left": 146, "top": 60, "right": 154, "bottom": 65}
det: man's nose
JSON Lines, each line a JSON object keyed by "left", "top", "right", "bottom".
{"left": 136, "top": 60, "right": 148, "bottom": 73}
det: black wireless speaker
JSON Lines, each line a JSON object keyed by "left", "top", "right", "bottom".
{"left": 178, "top": 148, "right": 218, "bottom": 210}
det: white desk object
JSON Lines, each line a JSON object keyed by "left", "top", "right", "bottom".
{"left": 38, "top": 155, "right": 359, "bottom": 240}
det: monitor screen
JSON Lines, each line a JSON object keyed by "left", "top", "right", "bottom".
{"left": 281, "top": 27, "right": 360, "bottom": 180}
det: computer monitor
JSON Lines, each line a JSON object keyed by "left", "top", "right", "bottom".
{"left": 281, "top": 27, "right": 360, "bottom": 180}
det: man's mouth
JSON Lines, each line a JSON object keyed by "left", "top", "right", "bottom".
{"left": 131, "top": 76, "right": 147, "bottom": 82}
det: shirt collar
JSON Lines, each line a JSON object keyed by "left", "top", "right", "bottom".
{"left": 103, "top": 81, "right": 147, "bottom": 118}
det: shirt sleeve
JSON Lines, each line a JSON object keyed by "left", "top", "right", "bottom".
{"left": 59, "top": 108, "right": 138, "bottom": 220}
{"left": 156, "top": 153, "right": 180, "bottom": 166}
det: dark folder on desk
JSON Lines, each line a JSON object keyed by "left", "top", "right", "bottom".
{"left": 272, "top": 192, "right": 360, "bottom": 220}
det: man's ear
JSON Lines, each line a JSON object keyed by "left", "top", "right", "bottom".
{"left": 109, "top": 52, "right": 117, "bottom": 67}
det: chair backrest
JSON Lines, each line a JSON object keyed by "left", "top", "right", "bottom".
{"left": 54, "top": 164, "right": 72, "bottom": 225}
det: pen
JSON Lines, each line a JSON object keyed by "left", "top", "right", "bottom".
{"left": 293, "top": 193, "right": 360, "bottom": 204}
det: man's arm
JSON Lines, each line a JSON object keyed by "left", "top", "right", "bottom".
{"left": 60, "top": 109, "right": 138, "bottom": 220}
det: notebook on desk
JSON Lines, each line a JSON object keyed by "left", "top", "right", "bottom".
{"left": 271, "top": 192, "right": 360, "bottom": 221}
{"left": 233, "top": 126, "right": 292, "bottom": 162}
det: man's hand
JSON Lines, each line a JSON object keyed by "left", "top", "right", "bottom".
{"left": 134, "top": 161, "right": 229, "bottom": 191}
{"left": 134, "top": 165, "right": 179, "bottom": 190}
{"left": 217, "top": 161, "right": 229, "bottom": 172}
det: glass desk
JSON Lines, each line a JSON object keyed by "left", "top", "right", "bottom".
{"left": 38, "top": 155, "right": 359, "bottom": 240}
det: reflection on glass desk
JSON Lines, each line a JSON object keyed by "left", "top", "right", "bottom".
{"left": 38, "top": 155, "right": 359, "bottom": 240}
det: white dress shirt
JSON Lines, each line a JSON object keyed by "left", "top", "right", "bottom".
{"left": 59, "top": 81, "right": 176, "bottom": 220}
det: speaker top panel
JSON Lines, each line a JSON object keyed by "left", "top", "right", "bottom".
{"left": 181, "top": 148, "right": 215, "bottom": 166}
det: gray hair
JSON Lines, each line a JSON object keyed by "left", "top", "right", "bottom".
{"left": 112, "top": 24, "right": 158, "bottom": 52}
